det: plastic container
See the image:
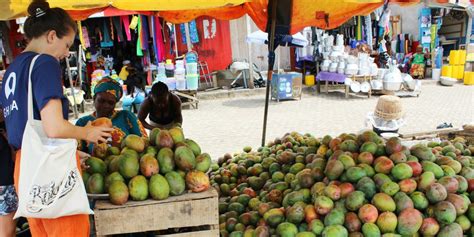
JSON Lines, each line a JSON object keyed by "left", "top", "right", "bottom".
{"left": 304, "top": 75, "right": 315, "bottom": 86}
{"left": 441, "top": 65, "right": 453, "bottom": 77}
{"left": 458, "top": 50, "right": 466, "bottom": 65}
{"left": 176, "top": 79, "right": 186, "bottom": 90}
{"left": 175, "top": 67, "right": 186, "bottom": 80}
{"left": 166, "top": 77, "right": 176, "bottom": 90}
{"left": 186, "top": 74, "right": 199, "bottom": 90}
{"left": 455, "top": 65, "right": 464, "bottom": 79}
{"left": 186, "top": 63, "right": 198, "bottom": 75}
{"left": 432, "top": 68, "right": 441, "bottom": 81}
{"left": 464, "top": 72, "right": 474, "bottom": 85}
{"left": 449, "top": 50, "right": 460, "bottom": 64}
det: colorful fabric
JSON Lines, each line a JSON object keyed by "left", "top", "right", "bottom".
{"left": 180, "top": 20, "right": 199, "bottom": 44}
{"left": 94, "top": 77, "right": 123, "bottom": 101}
{"left": 141, "top": 15, "right": 149, "bottom": 51}
{"left": 76, "top": 110, "right": 147, "bottom": 153}
{"left": 136, "top": 16, "right": 143, "bottom": 56}
{"left": 112, "top": 17, "right": 124, "bottom": 42}
{"left": 0, "top": 185, "right": 17, "bottom": 215}
{"left": 122, "top": 15, "right": 132, "bottom": 41}
{"left": 410, "top": 63, "right": 425, "bottom": 78}
{"left": 100, "top": 20, "right": 113, "bottom": 48}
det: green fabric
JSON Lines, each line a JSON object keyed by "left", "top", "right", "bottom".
{"left": 75, "top": 110, "right": 144, "bottom": 153}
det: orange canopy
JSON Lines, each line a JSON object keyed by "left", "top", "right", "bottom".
{"left": 160, "top": 0, "right": 422, "bottom": 34}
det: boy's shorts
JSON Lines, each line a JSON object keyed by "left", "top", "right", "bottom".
{"left": 0, "top": 185, "right": 18, "bottom": 215}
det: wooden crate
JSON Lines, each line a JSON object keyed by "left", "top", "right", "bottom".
{"left": 400, "top": 128, "right": 474, "bottom": 144}
{"left": 94, "top": 188, "right": 219, "bottom": 237}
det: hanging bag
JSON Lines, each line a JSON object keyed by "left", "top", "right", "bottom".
{"left": 14, "top": 55, "right": 93, "bottom": 219}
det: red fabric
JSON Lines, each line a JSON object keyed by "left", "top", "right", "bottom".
{"left": 163, "top": 17, "right": 232, "bottom": 73}
{"left": 8, "top": 21, "right": 25, "bottom": 58}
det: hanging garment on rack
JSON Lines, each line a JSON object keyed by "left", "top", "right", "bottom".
{"left": 140, "top": 15, "right": 149, "bottom": 51}
{"left": 180, "top": 20, "right": 199, "bottom": 44}
{"left": 101, "top": 20, "right": 114, "bottom": 48}
{"left": 150, "top": 17, "right": 165, "bottom": 64}
{"left": 136, "top": 16, "right": 143, "bottom": 56}
{"left": 121, "top": 16, "right": 132, "bottom": 41}
{"left": 365, "top": 15, "right": 373, "bottom": 48}
{"left": 112, "top": 17, "right": 124, "bottom": 42}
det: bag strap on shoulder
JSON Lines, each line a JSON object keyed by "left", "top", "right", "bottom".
{"left": 27, "top": 55, "right": 41, "bottom": 122}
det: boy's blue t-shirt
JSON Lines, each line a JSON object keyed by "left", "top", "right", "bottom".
{"left": 0, "top": 52, "right": 69, "bottom": 150}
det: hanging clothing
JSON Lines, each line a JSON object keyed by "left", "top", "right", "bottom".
{"left": 180, "top": 20, "right": 199, "bottom": 44}
{"left": 365, "top": 15, "right": 373, "bottom": 48}
{"left": 100, "top": 20, "right": 113, "bottom": 48}
{"left": 136, "top": 16, "right": 143, "bottom": 56}
{"left": 121, "top": 15, "right": 132, "bottom": 41}
{"left": 112, "top": 17, "right": 124, "bottom": 42}
{"left": 140, "top": 15, "right": 149, "bottom": 51}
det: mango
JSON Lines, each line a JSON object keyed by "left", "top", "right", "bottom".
{"left": 124, "top": 134, "right": 145, "bottom": 153}
{"left": 149, "top": 174, "right": 170, "bottom": 200}
{"left": 128, "top": 175, "right": 148, "bottom": 201}
{"left": 108, "top": 180, "right": 129, "bottom": 205}
{"left": 397, "top": 208, "right": 423, "bottom": 235}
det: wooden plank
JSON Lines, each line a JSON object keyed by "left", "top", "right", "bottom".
{"left": 156, "top": 228, "right": 219, "bottom": 237}
{"left": 95, "top": 188, "right": 217, "bottom": 210}
{"left": 400, "top": 128, "right": 462, "bottom": 139}
{"left": 94, "top": 194, "right": 218, "bottom": 236}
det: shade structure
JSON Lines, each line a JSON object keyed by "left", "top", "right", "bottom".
{"left": 0, "top": 0, "right": 248, "bottom": 20}
{"left": 161, "top": 0, "right": 423, "bottom": 33}
{"left": 246, "top": 30, "right": 308, "bottom": 47}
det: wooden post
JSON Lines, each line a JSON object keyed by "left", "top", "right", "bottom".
{"left": 246, "top": 15, "right": 255, "bottom": 89}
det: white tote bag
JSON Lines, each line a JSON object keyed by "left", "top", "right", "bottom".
{"left": 14, "top": 55, "right": 93, "bottom": 219}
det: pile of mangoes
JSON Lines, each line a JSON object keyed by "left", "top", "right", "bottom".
{"left": 82, "top": 125, "right": 212, "bottom": 205}
{"left": 211, "top": 131, "right": 474, "bottom": 237}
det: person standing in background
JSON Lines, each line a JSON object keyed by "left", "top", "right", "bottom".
{"left": 0, "top": 108, "right": 16, "bottom": 237}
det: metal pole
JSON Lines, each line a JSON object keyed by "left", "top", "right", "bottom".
{"left": 466, "top": 10, "right": 473, "bottom": 72}
{"left": 246, "top": 15, "right": 255, "bottom": 89}
{"left": 173, "top": 24, "right": 179, "bottom": 56}
{"left": 78, "top": 46, "right": 83, "bottom": 86}
{"left": 66, "top": 55, "right": 79, "bottom": 119}
{"left": 262, "top": 0, "right": 278, "bottom": 147}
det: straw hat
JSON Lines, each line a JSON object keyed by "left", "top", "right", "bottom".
{"left": 374, "top": 95, "right": 404, "bottom": 120}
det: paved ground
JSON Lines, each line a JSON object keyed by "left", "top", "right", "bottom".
{"left": 180, "top": 82, "right": 473, "bottom": 160}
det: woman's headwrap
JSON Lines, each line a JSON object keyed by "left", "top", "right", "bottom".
{"left": 94, "top": 77, "right": 123, "bottom": 101}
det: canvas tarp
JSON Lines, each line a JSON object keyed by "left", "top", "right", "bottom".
{"left": 0, "top": 0, "right": 248, "bottom": 20}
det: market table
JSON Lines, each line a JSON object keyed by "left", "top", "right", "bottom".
{"left": 316, "top": 72, "right": 349, "bottom": 98}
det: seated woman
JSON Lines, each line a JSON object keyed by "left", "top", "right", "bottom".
{"left": 76, "top": 78, "right": 147, "bottom": 153}
{"left": 138, "top": 82, "right": 183, "bottom": 130}
{"left": 409, "top": 45, "right": 430, "bottom": 79}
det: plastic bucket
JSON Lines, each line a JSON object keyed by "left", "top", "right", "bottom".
{"left": 166, "top": 78, "right": 176, "bottom": 90}
{"left": 464, "top": 72, "right": 474, "bottom": 85}
{"left": 449, "top": 50, "right": 460, "bottom": 64}
{"left": 441, "top": 65, "right": 452, "bottom": 77}
{"left": 186, "top": 63, "right": 198, "bottom": 74}
{"left": 186, "top": 74, "right": 199, "bottom": 90}
{"left": 455, "top": 65, "right": 464, "bottom": 79}
{"left": 459, "top": 50, "right": 466, "bottom": 65}
{"left": 176, "top": 79, "right": 186, "bottom": 90}
{"left": 305, "top": 75, "right": 315, "bottom": 86}
{"left": 432, "top": 68, "right": 441, "bottom": 81}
